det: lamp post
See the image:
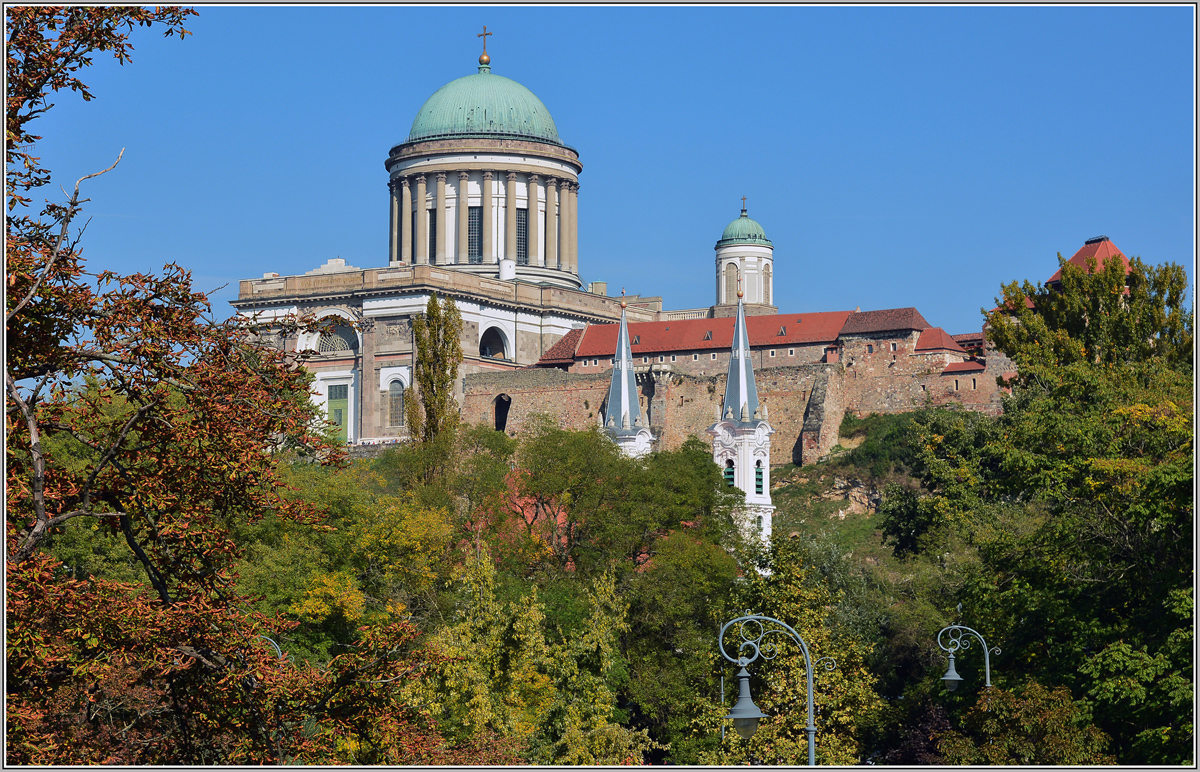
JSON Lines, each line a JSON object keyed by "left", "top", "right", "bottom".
{"left": 718, "top": 613, "right": 836, "bottom": 766}
{"left": 936, "top": 624, "right": 999, "bottom": 693}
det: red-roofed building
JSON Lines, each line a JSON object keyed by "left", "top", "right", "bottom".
{"left": 1047, "top": 235, "right": 1131, "bottom": 288}
{"left": 539, "top": 311, "right": 853, "bottom": 376}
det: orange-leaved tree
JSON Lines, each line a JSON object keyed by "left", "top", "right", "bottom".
{"left": 5, "top": 7, "right": 516, "bottom": 765}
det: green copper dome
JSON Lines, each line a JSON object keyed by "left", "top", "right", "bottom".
{"left": 717, "top": 209, "right": 772, "bottom": 248}
{"left": 406, "top": 64, "right": 563, "bottom": 145}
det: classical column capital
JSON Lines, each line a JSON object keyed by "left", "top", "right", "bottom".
{"left": 436, "top": 171, "right": 447, "bottom": 182}
{"left": 458, "top": 170, "right": 470, "bottom": 181}
{"left": 482, "top": 170, "right": 494, "bottom": 180}
{"left": 529, "top": 173, "right": 541, "bottom": 183}
{"left": 399, "top": 176, "right": 410, "bottom": 189}
{"left": 545, "top": 176, "right": 558, "bottom": 188}
{"left": 415, "top": 173, "right": 426, "bottom": 184}
{"left": 506, "top": 171, "right": 518, "bottom": 181}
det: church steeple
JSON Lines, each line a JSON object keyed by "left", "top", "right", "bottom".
{"left": 602, "top": 292, "right": 654, "bottom": 457}
{"left": 708, "top": 283, "right": 774, "bottom": 544}
{"left": 722, "top": 288, "right": 760, "bottom": 422}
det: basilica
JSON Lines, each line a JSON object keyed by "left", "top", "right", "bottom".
{"left": 233, "top": 41, "right": 1055, "bottom": 535}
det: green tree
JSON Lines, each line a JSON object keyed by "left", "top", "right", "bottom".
{"left": 406, "top": 292, "right": 463, "bottom": 443}
{"left": 875, "top": 252, "right": 1194, "bottom": 764}
{"left": 986, "top": 251, "right": 1192, "bottom": 375}
{"left": 936, "top": 682, "right": 1115, "bottom": 764}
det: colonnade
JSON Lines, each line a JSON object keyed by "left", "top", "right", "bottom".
{"left": 387, "top": 170, "right": 578, "bottom": 273}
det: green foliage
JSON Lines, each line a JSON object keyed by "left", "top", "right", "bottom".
{"left": 700, "top": 536, "right": 885, "bottom": 765}
{"left": 406, "top": 292, "right": 464, "bottom": 443}
{"left": 838, "top": 411, "right": 919, "bottom": 477}
{"left": 986, "top": 252, "right": 1192, "bottom": 375}
{"left": 936, "top": 682, "right": 1115, "bottom": 764}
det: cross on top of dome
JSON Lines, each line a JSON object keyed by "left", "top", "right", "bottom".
{"left": 478, "top": 25, "right": 492, "bottom": 66}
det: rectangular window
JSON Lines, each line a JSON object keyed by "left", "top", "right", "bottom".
{"left": 581, "top": 359, "right": 587, "bottom": 367}
{"left": 692, "top": 354, "right": 699, "bottom": 361}
{"left": 921, "top": 384, "right": 927, "bottom": 391}
{"left": 769, "top": 350, "right": 776, "bottom": 357}
{"left": 468, "top": 206, "right": 482, "bottom": 263}
{"left": 329, "top": 384, "right": 348, "bottom": 400}
{"left": 972, "top": 378, "right": 977, "bottom": 390}
{"left": 428, "top": 209, "right": 436, "bottom": 257}
{"left": 954, "top": 379, "right": 960, "bottom": 391}
{"left": 789, "top": 348, "right": 795, "bottom": 356}
{"left": 890, "top": 342, "right": 898, "bottom": 352}
{"left": 516, "top": 207, "right": 529, "bottom": 265}
{"left": 867, "top": 344, "right": 874, "bottom": 354}
{"left": 711, "top": 353, "right": 717, "bottom": 360}
{"left": 642, "top": 356, "right": 648, "bottom": 363}
{"left": 670, "top": 355, "right": 677, "bottom": 362}
{"left": 410, "top": 211, "right": 417, "bottom": 262}
{"left": 658, "top": 355, "right": 664, "bottom": 363}
{"left": 593, "top": 359, "right": 598, "bottom": 366}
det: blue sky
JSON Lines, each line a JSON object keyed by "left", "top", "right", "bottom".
{"left": 32, "top": 5, "right": 1194, "bottom": 335}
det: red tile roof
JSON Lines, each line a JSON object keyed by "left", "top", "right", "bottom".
{"left": 941, "top": 360, "right": 986, "bottom": 374}
{"left": 538, "top": 327, "right": 583, "bottom": 364}
{"left": 840, "top": 307, "right": 931, "bottom": 335}
{"left": 1047, "top": 237, "right": 1130, "bottom": 284}
{"left": 570, "top": 311, "right": 854, "bottom": 358}
{"left": 952, "top": 332, "right": 985, "bottom": 346}
{"left": 916, "top": 327, "right": 967, "bottom": 353}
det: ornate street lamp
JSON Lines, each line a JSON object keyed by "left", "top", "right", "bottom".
{"left": 936, "top": 623, "right": 999, "bottom": 693}
{"left": 718, "top": 613, "right": 836, "bottom": 766}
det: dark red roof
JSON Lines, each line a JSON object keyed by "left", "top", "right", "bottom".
{"left": 570, "top": 310, "right": 853, "bottom": 358}
{"left": 952, "top": 332, "right": 985, "bottom": 346}
{"left": 840, "top": 307, "right": 931, "bottom": 335}
{"left": 538, "top": 327, "right": 583, "bottom": 365}
{"left": 941, "top": 360, "right": 986, "bottom": 374}
{"left": 1047, "top": 237, "right": 1130, "bottom": 284}
{"left": 916, "top": 327, "right": 967, "bottom": 353}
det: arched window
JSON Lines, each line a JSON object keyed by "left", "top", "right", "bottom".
{"left": 480, "top": 327, "right": 507, "bottom": 360}
{"left": 763, "top": 264, "right": 771, "bottom": 306}
{"left": 724, "top": 263, "right": 738, "bottom": 304}
{"left": 723, "top": 459, "right": 735, "bottom": 487}
{"left": 388, "top": 381, "right": 405, "bottom": 427}
{"left": 318, "top": 323, "right": 358, "bottom": 353}
{"left": 755, "top": 460, "right": 764, "bottom": 494}
{"left": 494, "top": 394, "right": 511, "bottom": 432}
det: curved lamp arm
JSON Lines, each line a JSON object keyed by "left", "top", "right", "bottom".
{"left": 718, "top": 613, "right": 837, "bottom": 766}
{"left": 936, "top": 624, "right": 1000, "bottom": 687}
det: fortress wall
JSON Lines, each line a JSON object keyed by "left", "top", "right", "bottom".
{"left": 464, "top": 364, "right": 848, "bottom": 466}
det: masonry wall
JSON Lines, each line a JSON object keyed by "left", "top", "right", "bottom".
{"left": 463, "top": 363, "right": 847, "bottom": 466}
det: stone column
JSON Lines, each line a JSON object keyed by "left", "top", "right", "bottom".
{"left": 505, "top": 172, "right": 518, "bottom": 262}
{"left": 400, "top": 177, "right": 412, "bottom": 264}
{"left": 544, "top": 178, "right": 559, "bottom": 269}
{"left": 481, "top": 171, "right": 494, "bottom": 263}
{"left": 569, "top": 182, "right": 580, "bottom": 274}
{"left": 414, "top": 174, "right": 428, "bottom": 265}
{"left": 457, "top": 171, "right": 470, "bottom": 264}
{"left": 388, "top": 180, "right": 399, "bottom": 264}
{"left": 435, "top": 172, "right": 447, "bottom": 265}
{"left": 527, "top": 174, "right": 540, "bottom": 266}
{"left": 558, "top": 181, "right": 571, "bottom": 272}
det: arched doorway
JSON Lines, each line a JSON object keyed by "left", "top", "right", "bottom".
{"left": 480, "top": 327, "right": 508, "bottom": 360}
{"left": 494, "top": 394, "right": 511, "bottom": 432}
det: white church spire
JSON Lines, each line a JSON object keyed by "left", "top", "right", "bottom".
{"left": 708, "top": 269, "right": 775, "bottom": 543}
{"left": 602, "top": 291, "right": 654, "bottom": 457}
{"left": 722, "top": 284, "right": 760, "bottom": 423}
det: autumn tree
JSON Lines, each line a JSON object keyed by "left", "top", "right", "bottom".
{"left": 6, "top": 9, "right": 504, "bottom": 764}
{"left": 406, "top": 292, "right": 464, "bottom": 443}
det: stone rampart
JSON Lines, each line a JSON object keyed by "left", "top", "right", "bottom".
{"left": 463, "top": 363, "right": 847, "bottom": 466}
